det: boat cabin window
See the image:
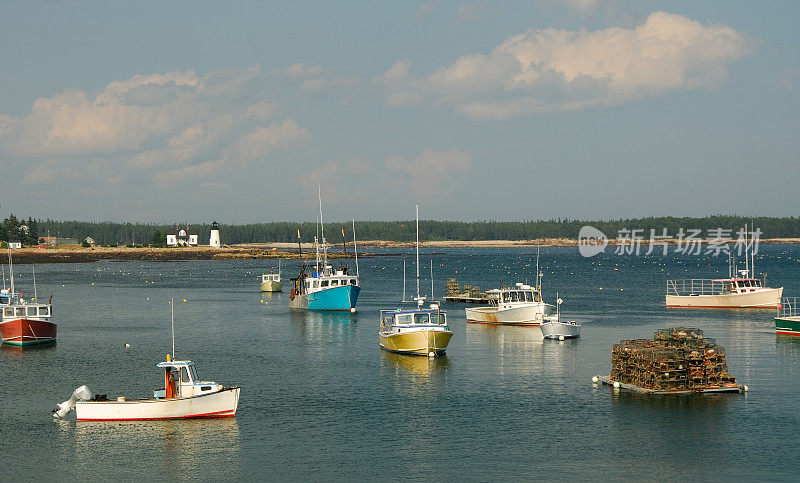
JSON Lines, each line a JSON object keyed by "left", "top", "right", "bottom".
{"left": 188, "top": 364, "right": 198, "bottom": 382}
{"left": 0, "top": 296, "right": 9, "bottom": 304}
{"left": 16, "top": 307, "right": 24, "bottom": 316}
{"left": 433, "top": 313, "right": 446, "bottom": 325}
{"left": 397, "top": 314, "right": 413, "bottom": 324}
{"left": 3, "top": 308, "right": 13, "bottom": 317}
{"left": 414, "top": 313, "right": 430, "bottom": 324}
{"left": 321, "top": 280, "right": 329, "bottom": 287}
{"left": 40, "top": 306, "right": 49, "bottom": 316}
{"left": 331, "top": 280, "right": 339, "bottom": 287}
{"left": 26, "top": 307, "right": 37, "bottom": 317}
{"left": 180, "top": 367, "right": 191, "bottom": 383}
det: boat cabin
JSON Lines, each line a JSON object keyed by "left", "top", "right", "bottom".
{"left": 487, "top": 284, "right": 541, "bottom": 306}
{"left": 155, "top": 360, "right": 221, "bottom": 399}
{"left": 717, "top": 278, "right": 765, "bottom": 294}
{"left": 261, "top": 273, "right": 280, "bottom": 283}
{"left": 380, "top": 308, "right": 448, "bottom": 333}
{"left": 0, "top": 291, "right": 52, "bottom": 321}
{"left": 304, "top": 269, "right": 358, "bottom": 292}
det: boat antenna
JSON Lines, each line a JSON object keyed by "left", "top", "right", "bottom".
{"left": 278, "top": 258, "right": 281, "bottom": 278}
{"left": 32, "top": 265, "right": 37, "bottom": 301}
{"left": 751, "top": 219, "right": 756, "bottom": 277}
{"left": 402, "top": 259, "right": 407, "bottom": 302}
{"left": 296, "top": 229, "right": 303, "bottom": 267}
{"left": 352, "top": 220, "right": 359, "bottom": 277}
{"left": 2, "top": 263, "right": 6, "bottom": 291}
{"left": 341, "top": 226, "right": 347, "bottom": 270}
{"left": 430, "top": 259, "right": 434, "bottom": 300}
{"left": 556, "top": 292, "right": 563, "bottom": 323}
{"left": 536, "top": 243, "right": 541, "bottom": 291}
{"left": 170, "top": 297, "right": 175, "bottom": 360}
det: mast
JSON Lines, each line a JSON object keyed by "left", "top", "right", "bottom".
{"left": 170, "top": 297, "right": 175, "bottom": 360}
{"left": 352, "top": 220, "right": 359, "bottom": 277}
{"left": 402, "top": 259, "right": 406, "bottom": 302}
{"left": 8, "top": 249, "right": 14, "bottom": 295}
{"left": 744, "top": 223, "right": 749, "bottom": 277}
{"left": 430, "top": 259, "right": 434, "bottom": 300}
{"left": 416, "top": 204, "right": 421, "bottom": 303}
{"left": 32, "top": 265, "right": 37, "bottom": 301}
{"left": 318, "top": 185, "right": 327, "bottom": 270}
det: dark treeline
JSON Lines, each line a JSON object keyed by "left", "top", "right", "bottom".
{"left": 24, "top": 215, "right": 800, "bottom": 245}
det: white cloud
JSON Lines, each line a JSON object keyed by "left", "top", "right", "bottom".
{"left": 0, "top": 66, "right": 316, "bottom": 187}
{"left": 385, "top": 148, "right": 472, "bottom": 197}
{"left": 378, "top": 11, "right": 753, "bottom": 119}
{"left": 456, "top": 2, "right": 484, "bottom": 23}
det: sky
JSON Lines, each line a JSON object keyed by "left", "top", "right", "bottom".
{"left": 0, "top": 0, "right": 798, "bottom": 223}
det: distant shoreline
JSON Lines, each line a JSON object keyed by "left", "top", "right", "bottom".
{"left": 6, "top": 238, "right": 799, "bottom": 264}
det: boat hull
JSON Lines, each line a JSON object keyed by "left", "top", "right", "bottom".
{"left": 379, "top": 329, "right": 452, "bottom": 356}
{"left": 260, "top": 280, "right": 283, "bottom": 292}
{"left": 75, "top": 387, "right": 240, "bottom": 421}
{"left": 465, "top": 303, "right": 548, "bottom": 326}
{"left": 540, "top": 320, "right": 581, "bottom": 339}
{"left": 290, "top": 285, "right": 360, "bottom": 311}
{"left": 665, "top": 288, "right": 783, "bottom": 308}
{"left": 0, "top": 318, "right": 57, "bottom": 346}
{"left": 775, "top": 316, "right": 800, "bottom": 336}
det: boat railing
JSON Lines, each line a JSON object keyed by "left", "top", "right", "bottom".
{"left": 778, "top": 297, "right": 800, "bottom": 318}
{"left": 666, "top": 279, "right": 727, "bottom": 296}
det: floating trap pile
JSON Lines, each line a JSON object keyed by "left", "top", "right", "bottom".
{"left": 599, "top": 327, "right": 744, "bottom": 394}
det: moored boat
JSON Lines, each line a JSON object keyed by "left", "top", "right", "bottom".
{"left": 540, "top": 294, "right": 581, "bottom": 340}
{"left": 53, "top": 299, "right": 240, "bottom": 420}
{"left": 775, "top": 297, "right": 800, "bottom": 336}
{"left": 379, "top": 204, "right": 452, "bottom": 357}
{"left": 289, "top": 189, "right": 360, "bottom": 312}
{"left": 665, "top": 227, "right": 782, "bottom": 308}
{"left": 0, "top": 253, "right": 55, "bottom": 346}
{"left": 260, "top": 260, "right": 283, "bottom": 292}
{"left": 465, "top": 283, "right": 550, "bottom": 326}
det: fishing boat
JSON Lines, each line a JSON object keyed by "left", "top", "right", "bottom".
{"left": 0, "top": 253, "right": 56, "bottom": 346}
{"left": 465, "top": 246, "right": 551, "bottom": 326}
{"left": 379, "top": 204, "right": 453, "bottom": 357}
{"left": 540, "top": 293, "right": 581, "bottom": 340}
{"left": 665, "top": 228, "right": 782, "bottom": 308}
{"left": 289, "top": 188, "right": 360, "bottom": 312}
{"left": 53, "top": 300, "right": 240, "bottom": 421}
{"left": 260, "top": 260, "right": 283, "bottom": 292}
{"left": 775, "top": 297, "right": 800, "bottom": 336}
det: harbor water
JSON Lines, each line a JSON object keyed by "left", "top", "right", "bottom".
{"left": 2, "top": 245, "right": 799, "bottom": 480}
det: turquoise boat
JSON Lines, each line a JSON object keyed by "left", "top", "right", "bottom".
{"left": 776, "top": 297, "right": 800, "bottom": 336}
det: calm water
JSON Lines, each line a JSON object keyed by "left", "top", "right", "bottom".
{"left": 2, "top": 246, "right": 800, "bottom": 480}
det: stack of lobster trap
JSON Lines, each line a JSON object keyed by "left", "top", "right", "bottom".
{"left": 610, "top": 327, "right": 737, "bottom": 391}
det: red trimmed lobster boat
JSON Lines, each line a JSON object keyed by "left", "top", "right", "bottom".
{"left": 0, "top": 252, "right": 55, "bottom": 346}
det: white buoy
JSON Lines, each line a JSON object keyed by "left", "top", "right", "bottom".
{"left": 428, "top": 351, "right": 435, "bottom": 357}
{"left": 592, "top": 376, "right": 599, "bottom": 383}
{"left": 350, "top": 307, "right": 356, "bottom": 313}
{"left": 743, "top": 385, "right": 749, "bottom": 392}
{"left": 124, "top": 343, "right": 130, "bottom": 348}
{"left": 613, "top": 381, "right": 620, "bottom": 388}
{"left": 558, "top": 335, "right": 565, "bottom": 341}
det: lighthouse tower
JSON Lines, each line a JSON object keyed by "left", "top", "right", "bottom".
{"left": 209, "top": 221, "right": 221, "bottom": 248}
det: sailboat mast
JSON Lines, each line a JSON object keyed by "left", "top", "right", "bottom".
{"left": 8, "top": 249, "right": 14, "bottom": 295}
{"left": 430, "top": 259, "right": 434, "bottom": 299}
{"left": 744, "top": 223, "right": 749, "bottom": 277}
{"left": 32, "top": 266, "right": 37, "bottom": 301}
{"left": 402, "top": 259, "right": 406, "bottom": 301}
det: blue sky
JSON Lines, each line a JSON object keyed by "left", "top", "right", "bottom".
{"left": 1, "top": 1, "right": 798, "bottom": 223}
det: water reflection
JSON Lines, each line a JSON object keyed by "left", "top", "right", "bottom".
{"left": 381, "top": 351, "right": 450, "bottom": 397}
{"left": 540, "top": 338, "right": 580, "bottom": 378}
{"left": 288, "top": 310, "right": 357, "bottom": 346}
{"left": 1, "top": 342, "right": 58, "bottom": 355}
{"left": 70, "top": 418, "right": 241, "bottom": 479}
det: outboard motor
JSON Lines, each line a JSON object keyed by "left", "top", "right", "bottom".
{"left": 53, "top": 385, "right": 93, "bottom": 418}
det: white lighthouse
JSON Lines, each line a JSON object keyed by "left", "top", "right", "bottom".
{"left": 209, "top": 221, "right": 221, "bottom": 248}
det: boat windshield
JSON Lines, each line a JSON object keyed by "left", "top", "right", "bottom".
{"left": 414, "top": 313, "right": 430, "bottom": 324}
{"left": 189, "top": 364, "right": 198, "bottom": 382}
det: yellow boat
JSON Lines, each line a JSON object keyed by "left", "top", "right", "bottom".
{"left": 379, "top": 306, "right": 453, "bottom": 356}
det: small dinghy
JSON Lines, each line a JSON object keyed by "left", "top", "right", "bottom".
{"left": 540, "top": 294, "right": 581, "bottom": 340}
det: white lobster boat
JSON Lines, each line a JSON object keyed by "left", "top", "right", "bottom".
{"left": 465, "top": 283, "right": 551, "bottom": 326}
{"left": 54, "top": 357, "right": 240, "bottom": 421}
{"left": 54, "top": 299, "right": 240, "bottom": 421}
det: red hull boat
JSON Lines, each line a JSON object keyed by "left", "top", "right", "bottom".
{"left": 0, "top": 317, "right": 57, "bottom": 346}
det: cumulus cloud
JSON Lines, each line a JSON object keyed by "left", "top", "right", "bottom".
{"left": 270, "top": 63, "right": 361, "bottom": 93}
{"left": 0, "top": 66, "right": 319, "bottom": 188}
{"left": 377, "top": 11, "right": 753, "bottom": 119}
